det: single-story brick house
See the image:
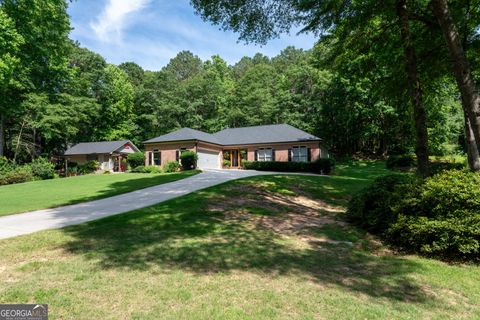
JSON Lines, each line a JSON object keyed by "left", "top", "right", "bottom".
{"left": 143, "top": 124, "right": 329, "bottom": 170}
{"left": 64, "top": 140, "right": 140, "bottom": 172}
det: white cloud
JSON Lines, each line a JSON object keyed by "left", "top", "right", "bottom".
{"left": 90, "top": 0, "right": 150, "bottom": 42}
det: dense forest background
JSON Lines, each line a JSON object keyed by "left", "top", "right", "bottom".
{"left": 0, "top": 0, "right": 466, "bottom": 164}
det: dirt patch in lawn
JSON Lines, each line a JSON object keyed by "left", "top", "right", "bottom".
{"left": 209, "top": 184, "right": 355, "bottom": 245}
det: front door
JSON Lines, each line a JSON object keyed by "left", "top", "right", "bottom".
{"left": 231, "top": 149, "right": 239, "bottom": 167}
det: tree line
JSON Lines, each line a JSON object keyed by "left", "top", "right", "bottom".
{"left": 190, "top": 0, "right": 480, "bottom": 173}
{"left": 0, "top": 0, "right": 468, "bottom": 168}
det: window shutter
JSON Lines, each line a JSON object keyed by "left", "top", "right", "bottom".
{"left": 159, "top": 151, "right": 162, "bottom": 166}
{"left": 307, "top": 148, "right": 311, "bottom": 162}
{"left": 272, "top": 149, "right": 276, "bottom": 161}
{"left": 254, "top": 150, "right": 258, "bottom": 161}
{"left": 176, "top": 150, "right": 179, "bottom": 161}
{"left": 288, "top": 149, "right": 292, "bottom": 162}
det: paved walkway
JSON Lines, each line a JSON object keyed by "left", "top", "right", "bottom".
{"left": 0, "top": 170, "right": 272, "bottom": 240}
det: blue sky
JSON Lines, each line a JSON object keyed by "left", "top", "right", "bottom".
{"left": 68, "top": 0, "right": 317, "bottom": 71}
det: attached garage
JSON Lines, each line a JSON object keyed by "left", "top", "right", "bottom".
{"left": 197, "top": 148, "right": 220, "bottom": 169}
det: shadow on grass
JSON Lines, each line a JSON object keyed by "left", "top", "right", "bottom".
{"left": 62, "top": 180, "right": 431, "bottom": 304}
{"left": 59, "top": 171, "right": 200, "bottom": 207}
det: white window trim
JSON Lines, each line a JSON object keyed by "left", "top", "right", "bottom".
{"left": 257, "top": 148, "right": 273, "bottom": 162}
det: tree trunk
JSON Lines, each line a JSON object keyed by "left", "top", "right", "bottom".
{"left": 464, "top": 114, "right": 480, "bottom": 170}
{"left": 430, "top": 0, "right": 480, "bottom": 150}
{"left": 0, "top": 113, "right": 4, "bottom": 157}
{"left": 396, "top": 0, "right": 430, "bottom": 176}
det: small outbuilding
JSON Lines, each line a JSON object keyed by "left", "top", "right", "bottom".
{"left": 64, "top": 140, "right": 140, "bottom": 172}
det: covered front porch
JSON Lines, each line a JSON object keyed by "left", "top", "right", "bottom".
{"left": 222, "top": 149, "right": 247, "bottom": 169}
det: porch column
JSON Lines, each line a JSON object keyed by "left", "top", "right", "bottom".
{"left": 145, "top": 151, "right": 151, "bottom": 166}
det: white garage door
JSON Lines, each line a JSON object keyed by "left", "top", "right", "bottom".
{"left": 197, "top": 149, "right": 220, "bottom": 169}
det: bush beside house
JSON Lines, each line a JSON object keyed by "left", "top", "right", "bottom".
{"left": 347, "top": 170, "right": 480, "bottom": 261}
{"left": 163, "top": 161, "right": 180, "bottom": 173}
{"left": 243, "top": 158, "right": 335, "bottom": 174}
{"left": 131, "top": 161, "right": 180, "bottom": 174}
{"left": 127, "top": 152, "right": 145, "bottom": 169}
{"left": 180, "top": 151, "right": 198, "bottom": 170}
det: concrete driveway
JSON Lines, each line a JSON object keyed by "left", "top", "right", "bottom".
{"left": 0, "top": 170, "right": 273, "bottom": 240}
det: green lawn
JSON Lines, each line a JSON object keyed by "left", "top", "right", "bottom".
{"left": 0, "top": 170, "right": 199, "bottom": 217}
{"left": 1, "top": 161, "right": 479, "bottom": 319}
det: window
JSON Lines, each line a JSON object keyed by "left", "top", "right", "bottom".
{"left": 153, "top": 149, "right": 161, "bottom": 166}
{"left": 257, "top": 148, "right": 273, "bottom": 162}
{"left": 86, "top": 154, "right": 98, "bottom": 161}
{"left": 292, "top": 146, "right": 308, "bottom": 162}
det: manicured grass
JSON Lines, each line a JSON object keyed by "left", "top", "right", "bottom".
{"left": 0, "top": 170, "right": 199, "bottom": 217}
{"left": 1, "top": 161, "right": 479, "bottom": 319}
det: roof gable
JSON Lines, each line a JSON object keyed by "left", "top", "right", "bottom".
{"left": 143, "top": 128, "right": 220, "bottom": 145}
{"left": 64, "top": 140, "right": 139, "bottom": 155}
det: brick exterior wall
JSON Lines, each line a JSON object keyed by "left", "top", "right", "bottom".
{"left": 144, "top": 140, "right": 327, "bottom": 167}
{"left": 237, "top": 142, "right": 322, "bottom": 162}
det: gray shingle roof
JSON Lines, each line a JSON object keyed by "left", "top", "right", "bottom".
{"left": 64, "top": 140, "right": 138, "bottom": 155}
{"left": 143, "top": 128, "right": 221, "bottom": 145}
{"left": 144, "top": 124, "right": 321, "bottom": 146}
{"left": 213, "top": 124, "right": 320, "bottom": 145}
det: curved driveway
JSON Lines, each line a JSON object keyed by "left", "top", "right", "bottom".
{"left": 0, "top": 170, "right": 272, "bottom": 240}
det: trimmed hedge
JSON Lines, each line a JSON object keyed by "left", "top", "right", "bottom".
{"left": 131, "top": 162, "right": 179, "bottom": 174}
{"left": 243, "top": 158, "right": 335, "bottom": 174}
{"left": 347, "top": 170, "right": 480, "bottom": 260}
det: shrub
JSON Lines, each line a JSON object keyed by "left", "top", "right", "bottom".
{"left": 78, "top": 160, "right": 99, "bottom": 175}
{"left": 127, "top": 152, "right": 145, "bottom": 169}
{"left": 429, "top": 161, "right": 465, "bottom": 176}
{"left": 0, "top": 166, "right": 33, "bottom": 185}
{"left": 400, "top": 170, "right": 480, "bottom": 219}
{"left": 386, "top": 214, "right": 480, "bottom": 258}
{"left": 242, "top": 158, "right": 335, "bottom": 174}
{"left": 0, "top": 157, "right": 15, "bottom": 174}
{"left": 131, "top": 165, "right": 145, "bottom": 173}
{"left": 163, "top": 161, "right": 180, "bottom": 173}
{"left": 30, "top": 157, "right": 55, "bottom": 180}
{"left": 223, "top": 159, "right": 231, "bottom": 168}
{"left": 66, "top": 166, "right": 78, "bottom": 176}
{"left": 386, "top": 154, "right": 416, "bottom": 169}
{"left": 180, "top": 151, "right": 198, "bottom": 170}
{"left": 348, "top": 170, "right": 480, "bottom": 260}
{"left": 347, "top": 174, "right": 418, "bottom": 233}
{"left": 142, "top": 166, "right": 162, "bottom": 174}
